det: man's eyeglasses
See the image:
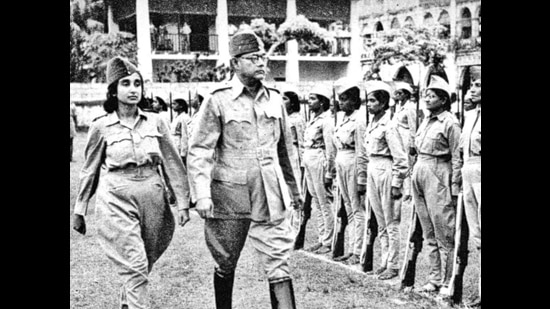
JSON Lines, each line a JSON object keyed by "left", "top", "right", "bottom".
{"left": 240, "top": 54, "right": 268, "bottom": 64}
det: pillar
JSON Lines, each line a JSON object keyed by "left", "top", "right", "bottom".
{"left": 107, "top": 3, "right": 119, "bottom": 34}
{"left": 347, "top": 0, "right": 362, "bottom": 80}
{"left": 285, "top": 0, "right": 299, "bottom": 83}
{"left": 216, "top": 0, "right": 231, "bottom": 67}
{"left": 136, "top": 0, "right": 153, "bottom": 83}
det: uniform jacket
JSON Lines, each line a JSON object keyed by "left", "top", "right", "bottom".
{"left": 361, "top": 111, "right": 408, "bottom": 188}
{"left": 414, "top": 110, "right": 462, "bottom": 195}
{"left": 333, "top": 109, "right": 367, "bottom": 185}
{"left": 187, "top": 78, "right": 301, "bottom": 222}
{"left": 171, "top": 112, "right": 191, "bottom": 157}
{"left": 459, "top": 106, "right": 481, "bottom": 160}
{"left": 303, "top": 110, "right": 336, "bottom": 179}
{"left": 394, "top": 100, "right": 423, "bottom": 149}
{"left": 74, "top": 109, "right": 189, "bottom": 215}
{"left": 288, "top": 112, "right": 305, "bottom": 166}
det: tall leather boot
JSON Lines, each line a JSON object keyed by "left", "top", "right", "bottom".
{"left": 214, "top": 271, "right": 234, "bottom": 309}
{"left": 269, "top": 277, "right": 296, "bottom": 309}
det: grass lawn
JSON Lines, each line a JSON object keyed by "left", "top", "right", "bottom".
{"left": 70, "top": 131, "right": 480, "bottom": 309}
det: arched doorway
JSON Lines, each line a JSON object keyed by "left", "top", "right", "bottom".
{"left": 438, "top": 10, "right": 450, "bottom": 38}
{"left": 460, "top": 8, "right": 472, "bottom": 39}
{"left": 404, "top": 16, "right": 415, "bottom": 28}
{"left": 391, "top": 17, "right": 400, "bottom": 29}
{"left": 423, "top": 12, "right": 434, "bottom": 26}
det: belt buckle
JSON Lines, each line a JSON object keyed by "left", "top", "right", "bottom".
{"left": 256, "top": 148, "right": 272, "bottom": 165}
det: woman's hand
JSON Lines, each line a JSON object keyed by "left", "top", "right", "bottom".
{"left": 178, "top": 209, "right": 191, "bottom": 227}
{"left": 72, "top": 214, "right": 86, "bottom": 235}
{"left": 195, "top": 198, "right": 214, "bottom": 219}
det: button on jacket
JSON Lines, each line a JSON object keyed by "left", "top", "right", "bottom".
{"left": 414, "top": 111, "right": 462, "bottom": 195}
{"left": 303, "top": 110, "right": 336, "bottom": 178}
{"left": 74, "top": 109, "right": 190, "bottom": 215}
{"left": 362, "top": 111, "right": 408, "bottom": 188}
{"left": 187, "top": 78, "right": 301, "bottom": 222}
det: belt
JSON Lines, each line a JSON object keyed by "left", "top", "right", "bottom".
{"left": 338, "top": 145, "right": 355, "bottom": 150}
{"left": 417, "top": 153, "right": 451, "bottom": 163}
{"left": 108, "top": 163, "right": 158, "bottom": 175}
{"left": 305, "top": 144, "right": 325, "bottom": 150}
{"left": 218, "top": 148, "right": 278, "bottom": 160}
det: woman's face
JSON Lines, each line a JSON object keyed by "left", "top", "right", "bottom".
{"left": 151, "top": 99, "right": 162, "bottom": 112}
{"left": 338, "top": 91, "right": 355, "bottom": 113}
{"left": 308, "top": 94, "right": 322, "bottom": 112}
{"left": 468, "top": 78, "right": 481, "bottom": 103}
{"left": 283, "top": 95, "right": 292, "bottom": 113}
{"left": 117, "top": 73, "right": 142, "bottom": 105}
{"left": 424, "top": 89, "right": 445, "bottom": 112}
{"left": 367, "top": 93, "right": 385, "bottom": 115}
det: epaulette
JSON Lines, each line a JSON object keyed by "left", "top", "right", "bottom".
{"left": 210, "top": 84, "right": 232, "bottom": 95}
{"left": 92, "top": 113, "right": 108, "bottom": 122}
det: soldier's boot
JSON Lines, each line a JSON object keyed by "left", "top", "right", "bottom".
{"left": 269, "top": 277, "right": 296, "bottom": 309}
{"left": 214, "top": 271, "right": 235, "bottom": 309}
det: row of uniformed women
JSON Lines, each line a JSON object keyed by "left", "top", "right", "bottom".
{"left": 282, "top": 74, "right": 481, "bottom": 299}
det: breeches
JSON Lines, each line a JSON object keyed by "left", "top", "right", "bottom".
{"left": 205, "top": 217, "right": 294, "bottom": 280}
{"left": 303, "top": 149, "right": 334, "bottom": 246}
{"left": 335, "top": 150, "right": 365, "bottom": 255}
{"left": 96, "top": 167, "right": 175, "bottom": 309}
{"left": 462, "top": 157, "right": 481, "bottom": 250}
{"left": 367, "top": 157, "right": 401, "bottom": 270}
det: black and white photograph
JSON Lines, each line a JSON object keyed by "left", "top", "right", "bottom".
{"left": 70, "top": 1, "right": 482, "bottom": 308}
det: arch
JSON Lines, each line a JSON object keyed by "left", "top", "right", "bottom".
{"left": 404, "top": 16, "right": 415, "bottom": 28}
{"left": 375, "top": 21, "right": 384, "bottom": 32}
{"left": 477, "top": 6, "right": 481, "bottom": 36}
{"left": 393, "top": 66, "right": 414, "bottom": 86}
{"left": 460, "top": 7, "right": 472, "bottom": 39}
{"left": 438, "top": 10, "right": 450, "bottom": 38}
{"left": 390, "top": 17, "right": 400, "bottom": 29}
{"left": 423, "top": 12, "right": 434, "bottom": 26}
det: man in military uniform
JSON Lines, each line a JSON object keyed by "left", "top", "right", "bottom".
{"left": 187, "top": 30, "right": 302, "bottom": 309}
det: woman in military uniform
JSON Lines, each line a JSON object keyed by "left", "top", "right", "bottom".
{"left": 72, "top": 56, "right": 190, "bottom": 309}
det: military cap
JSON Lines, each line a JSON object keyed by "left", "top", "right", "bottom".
{"left": 309, "top": 84, "right": 332, "bottom": 102}
{"left": 365, "top": 80, "right": 392, "bottom": 96}
{"left": 229, "top": 30, "right": 264, "bottom": 57}
{"left": 426, "top": 75, "right": 451, "bottom": 98}
{"left": 106, "top": 56, "right": 139, "bottom": 85}
{"left": 393, "top": 81, "right": 413, "bottom": 94}
{"left": 334, "top": 77, "right": 360, "bottom": 96}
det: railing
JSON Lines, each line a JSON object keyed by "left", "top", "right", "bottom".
{"left": 454, "top": 35, "right": 481, "bottom": 53}
{"left": 152, "top": 34, "right": 219, "bottom": 54}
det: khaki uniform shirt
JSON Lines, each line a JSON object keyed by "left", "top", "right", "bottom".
{"left": 361, "top": 111, "right": 408, "bottom": 188}
{"left": 74, "top": 109, "right": 189, "bottom": 215}
{"left": 414, "top": 110, "right": 462, "bottom": 195}
{"left": 459, "top": 106, "right": 481, "bottom": 160}
{"left": 187, "top": 78, "right": 301, "bottom": 222}
{"left": 288, "top": 112, "right": 306, "bottom": 166}
{"left": 171, "top": 112, "right": 191, "bottom": 157}
{"left": 303, "top": 110, "right": 336, "bottom": 178}
{"left": 333, "top": 109, "right": 367, "bottom": 185}
{"left": 394, "top": 100, "right": 423, "bottom": 149}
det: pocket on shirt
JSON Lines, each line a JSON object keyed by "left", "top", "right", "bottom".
{"left": 211, "top": 166, "right": 251, "bottom": 215}
{"left": 225, "top": 110, "right": 252, "bottom": 142}
{"left": 426, "top": 131, "right": 447, "bottom": 153}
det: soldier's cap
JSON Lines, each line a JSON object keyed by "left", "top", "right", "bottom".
{"left": 309, "top": 84, "right": 332, "bottom": 101}
{"left": 393, "top": 81, "right": 413, "bottom": 94}
{"left": 426, "top": 75, "right": 451, "bottom": 98}
{"left": 106, "top": 56, "right": 139, "bottom": 85}
{"left": 229, "top": 30, "right": 265, "bottom": 58}
{"left": 334, "top": 77, "right": 361, "bottom": 96}
{"left": 365, "top": 80, "right": 392, "bottom": 96}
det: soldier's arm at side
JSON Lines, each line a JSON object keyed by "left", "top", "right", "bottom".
{"left": 277, "top": 104, "right": 302, "bottom": 204}
{"left": 448, "top": 119, "right": 463, "bottom": 196}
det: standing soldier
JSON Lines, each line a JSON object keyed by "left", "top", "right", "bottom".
{"left": 170, "top": 98, "right": 190, "bottom": 166}
{"left": 361, "top": 80, "right": 408, "bottom": 280}
{"left": 187, "top": 30, "right": 302, "bottom": 309}
{"left": 392, "top": 82, "right": 423, "bottom": 201}
{"left": 302, "top": 85, "right": 336, "bottom": 254}
{"left": 411, "top": 76, "right": 462, "bottom": 294}
{"left": 332, "top": 78, "right": 367, "bottom": 265}
{"left": 282, "top": 85, "right": 306, "bottom": 197}
{"left": 459, "top": 73, "right": 481, "bottom": 308}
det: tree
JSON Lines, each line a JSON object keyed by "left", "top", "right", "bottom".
{"left": 364, "top": 24, "right": 451, "bottom": 81}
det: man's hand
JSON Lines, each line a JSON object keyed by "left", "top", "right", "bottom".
{"left": 357, "top": 184, "right": 366, "bottom": 196}
{"left": 72, "top": 214, "right": 86, "bottom": 235}
{"left": 391, "top": 186, "right": 402, "bottom": 200}
{"left": 195, "top": 198, "right": 214, "bottom": 219}
{"left": 291, "top": 196, "right": 304, "bottom": 210}
{"left": 178, "top": 209, "right": 191, "bottom": 227}
{"left": 409, "top": 147, "right": 417, "bottom": 156}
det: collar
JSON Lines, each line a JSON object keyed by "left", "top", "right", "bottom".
{"left": 368, "top": 110, "right": 390, "bottom": 132}
{"left": 428, "top": 110, "right": 446, "bottom": 122}
{"left": 230, "top": 77, "right": 268, "bottom": 101}
{"left": 105, "top": 108, "right": 148, "bottom": 126}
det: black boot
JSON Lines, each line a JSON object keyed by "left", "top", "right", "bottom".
{"left": 269, "top": 278, "right": 296, "bottom": 309}
{"left": 214, "top": 271, "right": 234, "bottom": 309}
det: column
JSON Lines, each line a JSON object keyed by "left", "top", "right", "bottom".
{"left": 347, "top": 0, "right": 362, "bottom": 80}
{"left": 216, "top": 0, "right": 230, "bottom": 67}
{"left": 107, "top": 3, "right": 119, "bottom": 34}
{"left": 136, "top": 0, "right": 153, "bottom": 83}
{"left": 450, "top": 0, "right": 457, "bottom": 39}
{"left": 285, "top": 0, "right": 299, "bottom": 83}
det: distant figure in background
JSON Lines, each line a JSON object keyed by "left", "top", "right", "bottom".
{"left": 151, "top": 96, "right": 171, "bottom": 126}
{"left": 282, "top": 85, "right": 305, "bottom": 192}
{"left": 182, "top": 22, "right": 192, "bottom": 53}
{"left": 171, "top": 98, "right": 191, "bottom": 166}
{"left": 70, "top": 101, "right": 78, "bottom": 162}
{"left": 187, "top": 91, "right": 205, "bottom": 138}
